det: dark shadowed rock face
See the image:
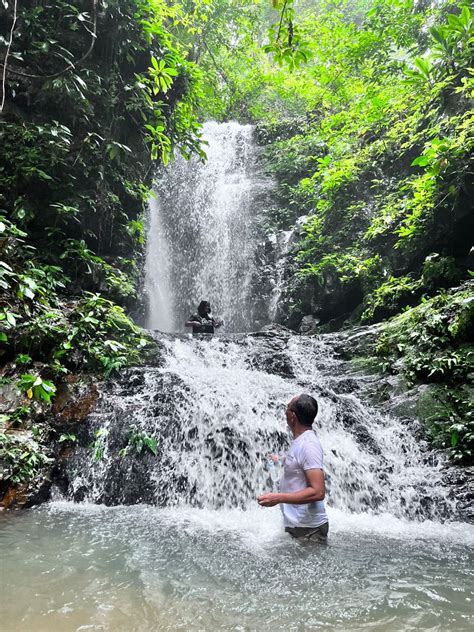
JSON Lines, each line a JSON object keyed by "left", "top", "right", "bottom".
{"left": 443, "top": 466, "right": 474, "bottom": 523}
{"left": 0, "top": 373, "right": 102, "bottom": 510}
{"left": 0, "top": 467, "right": 53, "bottom": 510}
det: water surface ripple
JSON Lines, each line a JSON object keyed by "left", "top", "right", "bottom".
{"left": 1, "top": 503, "right": 473, "bottom": 631}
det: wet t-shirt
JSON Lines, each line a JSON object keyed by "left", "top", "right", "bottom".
{"left": 189, "top": 314, "right": 215, "bottom": 334}
{"left": 280, "top": 430, "right": 328, "bottom": 528}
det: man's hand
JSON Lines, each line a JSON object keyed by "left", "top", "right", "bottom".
{"left": 257, "top": 492, "right": 281, "bottom": 507}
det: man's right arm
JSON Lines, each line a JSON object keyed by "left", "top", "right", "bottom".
{"left": 258, "top": 469, "right": 325, "bottom": 507}
{"left": 185, "top": 320, "right": 201, "bottom": 328}
{"left": 185, "top": 316, "right": 202, "bottom": 328}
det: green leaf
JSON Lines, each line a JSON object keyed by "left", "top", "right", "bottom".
{"left": 429, "top": 26, "right": 445, "bottom": 46}
{"left": 411, "top": 156, "right": 430, "bottom": 167}
{"left": 413, "top": 57, "right": 432, "bottom": 79}
{"left": 461, "top": 6, "right": 471, "bottom": 27}
{"left": 35, "top": 169, "right": 53, "bottom": 181}
{"left": 447, "top": 14, "right": 465, "bottom": 33}
{"left": 451, "top": 430, "right": 459, "bottom": 447}
{"left": 145, "top": 437, "right": 158, "bottom": 456}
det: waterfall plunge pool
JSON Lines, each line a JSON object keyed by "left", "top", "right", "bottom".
{"left": 1, "top": 502, "right": 473, "bottom": 631}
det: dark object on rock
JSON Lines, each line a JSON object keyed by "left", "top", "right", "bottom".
{"left": 299, "top": 315, "right": 320, "bottom": 334}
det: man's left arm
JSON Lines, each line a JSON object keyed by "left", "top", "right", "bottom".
{"left": 257, "top": 468, "right": 325, "bottom": 507}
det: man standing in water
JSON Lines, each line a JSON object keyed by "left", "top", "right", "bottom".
{"left": 257, "top": 394, "right": 329, "bottom": 541}
{"left": 185, "top": 300, "right": 223, "bottom": 334}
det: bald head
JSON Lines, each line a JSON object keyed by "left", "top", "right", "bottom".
{"left": 288, "top": 394, "right": 318, "bottom": 427}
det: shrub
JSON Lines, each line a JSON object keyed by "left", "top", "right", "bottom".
{"left": 361, "top": 275, "right": 422, "bottom": 323}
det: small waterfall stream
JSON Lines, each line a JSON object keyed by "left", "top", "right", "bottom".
{"left": 144, "top": 122, "right": 272, "bottom": 332}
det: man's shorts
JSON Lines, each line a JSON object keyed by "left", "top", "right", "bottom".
{"left": 285, "top": 522, "right": 329, "bottom": 542}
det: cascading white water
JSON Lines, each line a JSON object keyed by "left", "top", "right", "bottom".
{"left": 6, "top": 331, "right": 474, "bottom": 630}
{"left": 97, "top": 123, "right": 462, "bottom": 521}
{"left": 61, "top": 330, "right": 456, "bottom": 522}
{"left": 144, "top": 122, "right": 271, "bottom": 333}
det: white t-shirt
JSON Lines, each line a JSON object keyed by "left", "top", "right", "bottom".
{"left": 280, "top": 430, "right": 328, "bottom": 528}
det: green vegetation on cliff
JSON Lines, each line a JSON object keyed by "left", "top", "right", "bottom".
{"left": 1, "top": 0, "right": 205, "bottom": 378}
{"left": 376, "top": 285, "right": 473, "bottom": 462}
{"left": 253, "top": 2, "right": 473, "bottom": 331}
{"left": 0, "top": 0, "right": 207, "bottom": 490}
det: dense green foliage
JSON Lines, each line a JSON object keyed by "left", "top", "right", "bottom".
{"left": 0, "top": 0, "right": 207, "bottom": 486}
{"left": 255, "top": 2, "right": 473, "bottom": 327}
{"left": 0, "top": 428, "right": 52, "bottom": 485}
{"left": 0, "top": 0, "right": 206, "bottom": 381}
{"left": 376, "top": 285, "right": 473, "bottom": 462}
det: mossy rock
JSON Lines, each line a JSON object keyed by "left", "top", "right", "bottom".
{"left": 414, "top": 384, "right": 451, "bottom": 423}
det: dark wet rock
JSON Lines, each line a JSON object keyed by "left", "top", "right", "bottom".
{"left": 0, "top": 379, "right": 26, "bottom": 414}
{"left": 51, "top": 375, "right": 99, "bottom": 425}
{"left": 247, "top": 350, "right": 294, "bottom": 378}
{"left": 0, "top": 483, "right": 29, "bottom": 509}
{"left": 123, "top": 369, "right": 147, "bottom": 389}
{"left": 100, "top": 458, "right": 158, "bottom": 506}
{"left": 328, "top": 324, "right": 384, "bottom": 360}
{"left": 443, "top": 465, "right": 474, "bottom": 522}
{"left": 382, "top": 390, "right": 420, "bottom": 418}
{"left": 299, "top": 315, "right": 319, "bottom": 334}
{"left": 333, "top": 404, "right": 381, "bottom": 455}
{"left": 396, "top": 416, "right": 426, "bottom": 442}
{"left": 253, "top": 323, "right": 293, "bottom": 338}
{"left": 353, "top": 424, "right": 382, "bottom": 455}
{"left": 0, "top": 471, "right": 52, "bottom": 509}
{"left": 326, "top": 377, "right": 359, "bottom": 394}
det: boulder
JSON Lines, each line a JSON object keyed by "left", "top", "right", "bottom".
{"left": 51, "top": 376, "right": 99, "bottom": 425}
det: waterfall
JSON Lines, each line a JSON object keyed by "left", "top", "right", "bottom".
{"left": 144, "top": 122, "right": 272, "bottom": 333}
{"left": 58, "top": 330, "right": 456, "bottom": 521}
{"left": 57, "top": 123, "right": 461, "bottom": 522}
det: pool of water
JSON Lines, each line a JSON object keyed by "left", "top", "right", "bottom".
{"left": 1, "top": 502, "right": 473, "bottom": 631}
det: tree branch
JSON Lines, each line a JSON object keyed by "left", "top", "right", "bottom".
{"left": 202, "top": 39, "right": 233, "bottom": 91}
{"left": 276, "top": 0, "right": 289, "bottom": 43}
{"left": 1, "top": 0, "right": 18, "bottom": 114}
{"left": 0, "top": 0, "right": 98, "bottom": 82}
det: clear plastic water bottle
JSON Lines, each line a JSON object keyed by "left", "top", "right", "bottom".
{"left": 265, "top": 454, "right": 279, "bottom": 488}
